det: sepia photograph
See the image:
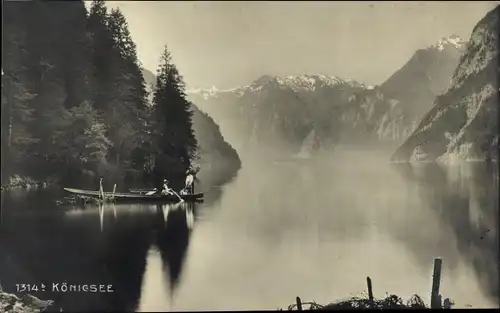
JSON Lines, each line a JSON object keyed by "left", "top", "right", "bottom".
{"left": 1, "top": 0, "right": 499, "bottom": 312}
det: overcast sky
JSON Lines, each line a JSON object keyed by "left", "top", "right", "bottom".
{"left": 103, "top": 1, "right": 498, "bottom": 89}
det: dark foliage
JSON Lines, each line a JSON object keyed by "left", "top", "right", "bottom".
{"left": 1, "top": 0, "right": 198, "bottom": 189}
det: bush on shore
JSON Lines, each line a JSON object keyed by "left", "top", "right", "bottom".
{"left": 0, "top": 175, "right": 59, "bottom": 191}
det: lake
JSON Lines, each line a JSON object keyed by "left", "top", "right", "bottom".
{"left": 0, "top": 147, "right": 498, "bottom": 311}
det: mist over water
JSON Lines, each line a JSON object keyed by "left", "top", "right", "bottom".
{"left": 1, "top": 147, "right": 498, "bottom": 311}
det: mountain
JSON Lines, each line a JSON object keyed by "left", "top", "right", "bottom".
{"left": 141, "top": 68, "right": 241, "bottom": 189}
{"left": 188, "top": 37, "right": 466, "bottom": 157}
{"left": 188, "top": 74, "right": 366, "bottom": 157}
{"left": 391, "top": 6, "right": 499, "bottom": 162}
{"left": 341, "top": 35, "right": 466, "bottom": 143}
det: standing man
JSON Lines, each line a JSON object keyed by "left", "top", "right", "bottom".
{"left": 184, "top": 169, "right": 195, "bottom": 194}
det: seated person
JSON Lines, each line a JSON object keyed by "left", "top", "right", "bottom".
{"left": 161, "top": 179, "right": 174, "bottom": 195}
{"left": 161, "top": 178, "right": 184, "bottom": 202}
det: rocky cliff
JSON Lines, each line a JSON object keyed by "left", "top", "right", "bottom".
{"left": 392, "top": 6, "right": 499, "bottom": 162}
{"left": 342, "top": 35, "right": 466, "bottom": 144}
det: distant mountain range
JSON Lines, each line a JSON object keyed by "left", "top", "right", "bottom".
{"left": 392, "top": 6, "right": 499, "bottom": 162}
{"left": 141, "top": 69, "right": 241, "bottom": 189}
{"left": 189, "top": 73, "right": 365, "bottom": 157}
{"left": 188, "top": 35, "right": 466, "bottom": 157}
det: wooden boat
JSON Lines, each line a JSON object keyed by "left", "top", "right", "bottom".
{"left": 64, "top": 188, "right": 203, "bottom": 203}
{"left": 128, "top": 188, "right": 157, "bottom": 195}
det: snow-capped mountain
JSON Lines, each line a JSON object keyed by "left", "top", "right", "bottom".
{"left": 342, "top": 34, "right": 467, "bottom": 143}
{"left": 187, "top": 34, "right": 469, "bottom": 158}
{"left": 430, "top": 34, "right": 467, "bottom": 52}
{"left": 188, "top": 73, "right": 364, "bottom": 99}
{"left": 392, "top": 6, "right": 499, "bottom": 162}
{"left": 188, "top": 73, "right": 366, "bottom": 158}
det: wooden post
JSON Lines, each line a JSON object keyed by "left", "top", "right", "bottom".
{"left": 296, "top": 296, "right": 302, "bottom": 311}
{"left": 366, "top": 276, "right": 374, "bottom": 306}
{"left": 443, "top": 298, "right": 452, "bottom": 309}
{"left": 431, "top": 258, "right": 443, "bottom": 309}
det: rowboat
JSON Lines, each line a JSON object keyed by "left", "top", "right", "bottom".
{"left": 128, "top": 188, "right": 157, "bottom": 195}
{"left": 63, "top": 188, "right": 203, "bottom": 203}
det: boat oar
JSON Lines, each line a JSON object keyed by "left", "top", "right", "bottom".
{"left": 169, "top": 189, "right": 184, "bottom": 203}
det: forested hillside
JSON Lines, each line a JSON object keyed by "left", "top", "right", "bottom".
{"left": 1, "top": 0, "right": 197, "bottom": 190}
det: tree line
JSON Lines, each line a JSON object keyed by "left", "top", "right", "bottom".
{"left": 1, "top": 0, "right": 197, "bottom": 190}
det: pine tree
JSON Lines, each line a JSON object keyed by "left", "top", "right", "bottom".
{"left": 151, "top": 46, "right": 198, "bottom": 189}
{"left": 2, "top": 0, "right": 200, "bottom": 187}
{"left": 1, "top": 0, "right": 111, "bottom": 184}
{"left": 107, "top": 8, "right": 152, "bottom": 181}
{"left": 88, "top": 0, "right": 115, "bottom": 114}
{"left": 51, "top": 0, "right": 93, "bottom": 108}
{"left": 104, "top": 8, "right": 151, "bottom": 177}
{"left": 2, "top": 0, "right": 42, "bottom": 181}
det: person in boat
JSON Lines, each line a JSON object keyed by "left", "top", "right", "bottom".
{"left": 179, "top": 187, "right": 189, "bottom": 195}
{"left": 161, "top": 179, "right": 173, "bottom": 195}
{"left": 161, "top": 178, "right": 184, "bottom": 202}
{"left": 182, "top": 168, "right": 197, "bottom": 195}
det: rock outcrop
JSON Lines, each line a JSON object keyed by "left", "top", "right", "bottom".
{"left": 0, "top": 291, "right": 58, "bottom": 313}
{"left": 392, "top": 6, "right": 499, "bottom": 162}
{"left": 342, "top": 35, "right": 466, "bottom": 143}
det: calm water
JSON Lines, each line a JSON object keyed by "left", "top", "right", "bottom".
{"left": 1, "top": 148, "right": 498, "bottom": 311}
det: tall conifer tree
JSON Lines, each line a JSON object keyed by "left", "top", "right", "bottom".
{"left": 151, "top": 46, "right": 198, "bottom": 188}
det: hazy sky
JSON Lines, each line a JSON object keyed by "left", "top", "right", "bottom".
{"left": 103, "top": 1, "right": 498, "bottom": 89}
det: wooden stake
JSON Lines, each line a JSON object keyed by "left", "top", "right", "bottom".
{"left": 431, "top": 258, "right": 443, "bottom": 309}
{"left": 367, "top": 276, "right": 374, "bottom": 307}
{"left": 296, "top": 296, "right": 302, "bottom": 311}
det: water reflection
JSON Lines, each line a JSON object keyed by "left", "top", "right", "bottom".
{"left": 1, "top": 154, "right": 498, "bottom": 311}
{"left": 0, "top": 198, "right": 201, "bottom": 312}
{"left": 393, "top": 162, "right": 499, "bottom": 305}
{"left": 157, "top": 203, "right": 195, "bottom": 295}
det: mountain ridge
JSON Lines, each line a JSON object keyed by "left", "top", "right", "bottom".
{"left": 187, "top": 73, "right": 367, "bottom": 100}
{"left": 187, "top": 35, "right": 467, "bottom": 157}
{"left": 392, "top": 6, "right": 499, "bottom": 163}
{"left": 187, "top": 35, "right": 466, "bottom": 96}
